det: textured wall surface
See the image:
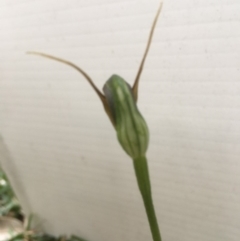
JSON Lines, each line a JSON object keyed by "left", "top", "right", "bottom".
{"left": 0, "top": 0, "right": 240, "bottom": 240}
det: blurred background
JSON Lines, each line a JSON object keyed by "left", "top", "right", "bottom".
{"left": 0, "top": 0, "right": 240, "bottom": 240}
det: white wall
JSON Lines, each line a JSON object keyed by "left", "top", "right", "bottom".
{"left": 0, "top": 0, "right": 240, "bottom": 240}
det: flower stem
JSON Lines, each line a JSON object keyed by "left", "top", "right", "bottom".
{"left": 133, "top": 156, "right": 162, "bottom": 241}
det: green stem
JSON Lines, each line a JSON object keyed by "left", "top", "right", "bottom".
{"left": 133, "top": 156, "right": 162, "bottom": 241}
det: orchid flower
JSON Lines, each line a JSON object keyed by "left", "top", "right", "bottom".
{"left": 28, "top": 3, "right": 163, "bottom": 241}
